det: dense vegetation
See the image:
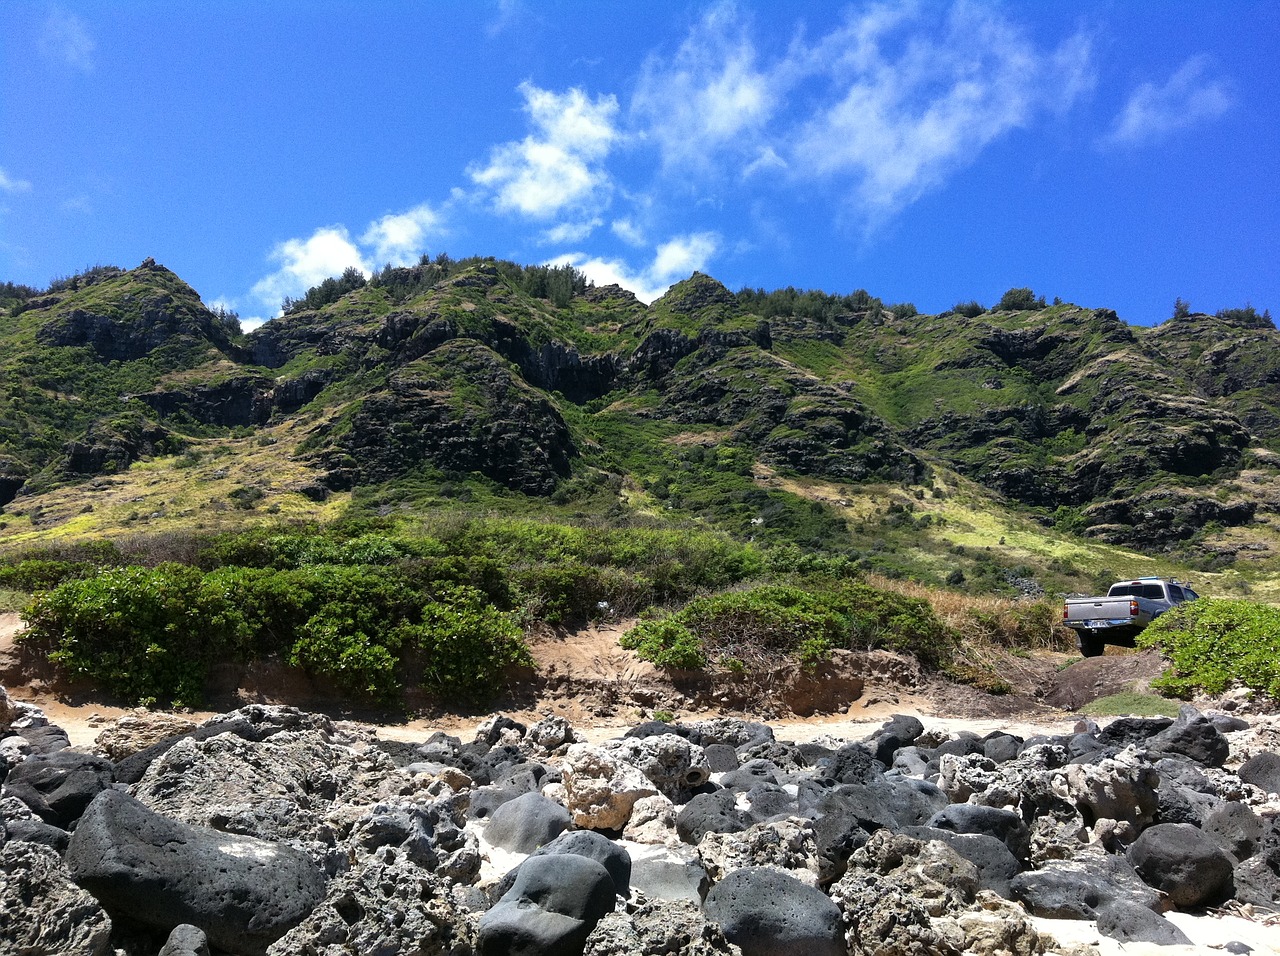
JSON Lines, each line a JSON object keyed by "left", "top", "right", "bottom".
{"left": 1138, "top": 598, "right": 1280, "bottom": 699}
{"left": 11, "top": 519, "right": 762, "bottom": 706}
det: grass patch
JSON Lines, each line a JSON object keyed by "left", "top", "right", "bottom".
{"left": 1079, "top": 691, "right": 1180, "bottom": 718}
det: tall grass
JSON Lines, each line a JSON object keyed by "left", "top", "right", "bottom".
{"left": 865, "top": 574, "right": 1074, "bottom": 652}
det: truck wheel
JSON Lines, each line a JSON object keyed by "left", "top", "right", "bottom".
{"left": 1078, "top": 633, "right": 1105, "bottom": 658}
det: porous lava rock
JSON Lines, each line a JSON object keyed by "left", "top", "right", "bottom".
{"left": 561, "top": 742, "right": 660, "bottom": 830}
{"left": 704, "top": 866, "right": 844, "bottom": 956}
{"left": 0, "top": 840, "right": 113, "bottom": 955}
{"left": 3, "top": 748, "right": 115, "bottom": 829}
{"left": 265, "top": 848, "right": 479, "bottom": 956}
{"left": 584, "top": 899, "right": 742, "bottom": 956}
{"left": 66, "top": 789, "right": 326, "bottom": 956}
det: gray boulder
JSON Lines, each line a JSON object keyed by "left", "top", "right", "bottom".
{"left": 158, "top": 924, "right": 212, "bottom": 956}
{"left": 1147, "top": 705, "right": 1230, "bottom": 767}
{"left": 492, "top": 828, "right": 632, "bottom": 902}
{"left": 676, "top": 790, "right": 751, "bottom": 845}
{"left": 927, "top": 803, "right": 1030, "bottom": 863}
{"left": 1233, "top": 843, "right": 1280, "bottom": 909}
{"left": 902, "top": 826, "right": 1022, "bottom": 897}
{"left": 1095, "top": 900, "right": 1192, "bottom": 946}
{"left": 483, "top": 791, "right": 571, "bottom": 853}
{"left": 4, "top": 814, "right": 70, "bottom": 853}
{"left": 2, "top": 749, "right": 115, "bottom": 829}
{"left": 66, "top": 789, "right": 325, "bottom": 956}
{"left": 704, "top": 866, "right": 844, "bottom": 956}
{"left": 1203, "top": 801, "right": 1263, "bottom": 860}
{"left": 479, "top": 853, "right": 616, "bottom": 956}
{"left": 0, "top": 840, "right": 113, "bottom": 955}
{"left": 1127, "top": 822, "right": 1236, "bottom": 907}
{"left": 1238, "top": 751, "right": 1280, "bottom": 795}
{"left": 1010, "top": 850, "right": 1160, "bottom": 919}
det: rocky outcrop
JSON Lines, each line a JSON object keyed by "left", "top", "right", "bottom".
{"left": 330, "top": 340, "right": 575, "bottom": 495}
{"left": 131, "top": 376, "right": 275, "bottom": 428}
{"left": 0, "top": 839, "right": 113, "bottom": 955}
{"left": 4, "top": 696, "right": 1279, "bottom": 955}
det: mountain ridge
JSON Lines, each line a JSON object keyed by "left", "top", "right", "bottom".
{"left": 1, "top": 256, "right": 1277, "bottom": 592}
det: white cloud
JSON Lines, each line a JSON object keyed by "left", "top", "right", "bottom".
{"left": 361, "top": 203, "right": 443, "bottom": 267}
{"left": 626, "top": 2, "right": 1092, "bottom": 221}
{"left": 1103, "top": 56, "right": 1233, "bottom": 148}
{"left": 469, "top": 82, "right": 619, "bottom": 219}
{"left": 541, "top": 219, "right": 602, "bottom": 244}
{"left": 632, "top": 3, "right": 778, "bottom": 173}
{"left": 611, "top": 218, "right": 647, "bottom": 247}
{"left": 251, "top": 226, "right": 369, "bottom": 310}
{"left": 0, "top": 169, "right": 32, "bottom": 193}
{"left": 39, "top": 7, "right": 95, "bottom": 72}
{"left": 790, "top": 2, "right": 1094, "bottom": 218}
{"left": 554, "top": 230, "right": 720, "bottom": 303}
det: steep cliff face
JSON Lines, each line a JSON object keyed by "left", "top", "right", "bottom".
{"left": 322, "top": 340, "right": 576, "bottom": 495}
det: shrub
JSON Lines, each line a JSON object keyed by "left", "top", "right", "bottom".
{"left": 20, "top": 564, "right": 239, "bottom": 707}
{"left": 620, "top": 580, "right": 956, "bottom": 672}
{"left": 291, "top": 600, "right": 404, "bottom": 702}
{"left": 950, "top": 300, "right": 986, "bottom": 318}
{"left": 994, "top": 287, "right": 1046, "bottom": 312}
{"left": 620, "top": 618, "right": 706, "bottom": 669}
{"left": 393, "top": 587, "right": 529, "bottom": 701}
{"left": 1138, "top": 599, "right": 1280, "bottom": 698}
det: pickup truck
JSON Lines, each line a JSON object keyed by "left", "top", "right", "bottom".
{"left": 1063, "top": 577, "right": 1200, "bottom": 657}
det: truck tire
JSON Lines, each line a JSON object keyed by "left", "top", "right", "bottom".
{"left": 1078, "top": 632, "right": 1105, "bottom": 657}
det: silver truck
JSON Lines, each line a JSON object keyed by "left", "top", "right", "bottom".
{"left": 1063, "top": 577, "right": 1200, "bottom": 657}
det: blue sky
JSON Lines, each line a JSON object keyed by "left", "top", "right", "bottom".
{"left": 1, "top": 1, "right": 1276, "bottom": 330}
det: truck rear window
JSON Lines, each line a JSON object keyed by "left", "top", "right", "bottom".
{"left": 1108, "top": 583, "right": 1166, "bottom": 599}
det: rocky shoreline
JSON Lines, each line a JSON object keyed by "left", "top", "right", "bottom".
{"left": 2, "top": 683, "right": 1279, "bottom": 956}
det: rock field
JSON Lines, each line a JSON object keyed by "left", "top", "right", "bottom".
{"left": 2, "top": 682, "right": 1279, "bottom": 956}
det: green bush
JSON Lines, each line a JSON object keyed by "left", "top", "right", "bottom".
{"left": 621, "top": 580, "right": 956, "bottom": 671}
{"left": 620, "top": 618, "right": 707, "bottom": 669}
{"left": 292, "top": 600, "right": 403, "bottom": 701}
{"left": 0, "top": 559, "right": 91, "bottom": 592}
{"left": 1138, "top": 598, "right": 1280, "bottom": 698}
{"left": 393, "top": 587, "right": 530, "bottom": 700}
{"left": 21, "top": 564, "right": 239, "bottom": 707}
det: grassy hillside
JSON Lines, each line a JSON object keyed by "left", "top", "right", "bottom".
{"left": 1, "top": 255, "right": 1277, "bottom": 602}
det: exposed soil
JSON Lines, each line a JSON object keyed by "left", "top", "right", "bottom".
{"left": 0, "top": 611, "right": 1179, "bottom": 748}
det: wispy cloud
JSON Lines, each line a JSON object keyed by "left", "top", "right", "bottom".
{"left": 541, "top": 219, "right": 602, "bottom": 244}
{"left": 628, "top": 2, "right": 1092, "bottom": 223}
{"left": 469, "top": 82, "right": 620, "bottom": 220}
{"left": 39, "top": 6, "right": 95, "bottom": 72}
{"left": 251, "top": 226, "right": 368, "bottom": 310}
{"left": 246, "top": 4, "right": 1100, "bottom": 315}
{"left": 361, "top": 203, "right": 443, "bottom": 267}
{"left": 631, "top": 2, "right": 779, "bottom": 174}
{"left": 556, "top": 231, "right": 721, "bottom": 303}
{"left": 789, "top": 2, "right": 1094, "bottom": 218}
{"left": 1102, "top": 55, "right": 1233, "bottom": 148}
{"left": 0, "top": 169, "right": 33, "bottom": 193}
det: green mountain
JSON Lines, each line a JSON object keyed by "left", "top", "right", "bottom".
{"left": 2, "top": 256, "right": 1278, "bottom": 596}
